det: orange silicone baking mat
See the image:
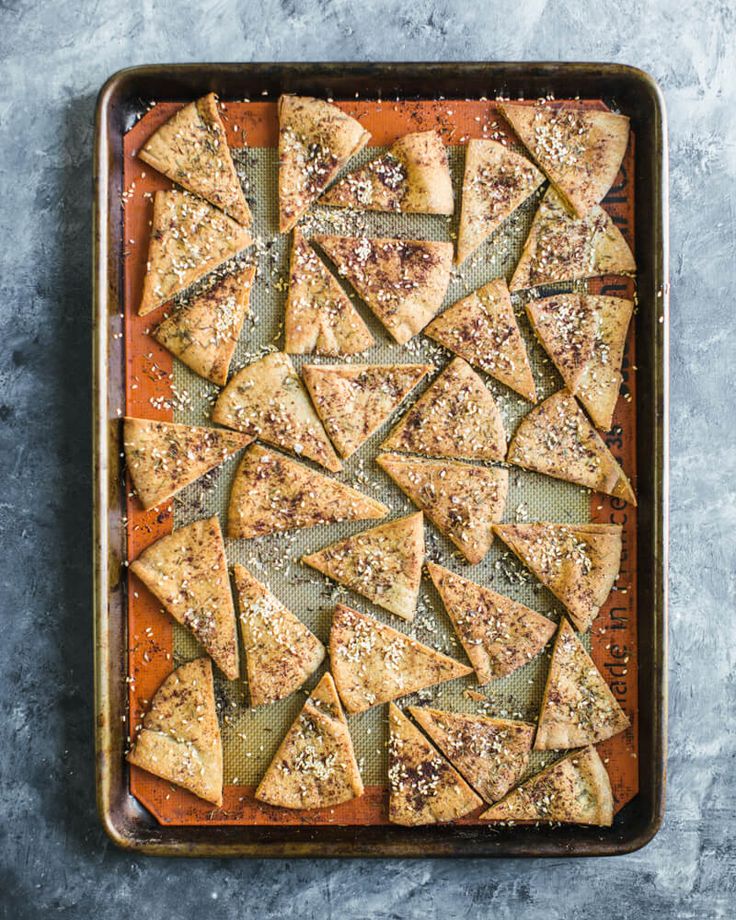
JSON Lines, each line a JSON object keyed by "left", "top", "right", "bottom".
{"left": 122, "top": 96, "right": 637, "bottom": 827}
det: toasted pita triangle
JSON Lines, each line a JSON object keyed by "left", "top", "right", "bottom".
{"left": 233, "top": 564, "right": 325, "bottom": 707}
{"left": 381, "top": 357, "right": 507, "bottom": 462}
{"left": 255, "top": 673, "right": 364, "bottom": 809}
{"left": 509, "top": 187, "right": 636, "bottom": 292}
{"left": 127, "top": 658, "right": 223, "bottom": 806}
{"left": 130, "top": 517, "right": 239, "bottom": 680}
{"left": 506, "top": 389, "right": 636, "bottom": 504}
{"left": 139, "top": 93, "right": 253, "bottom": 226}
{"left": 427, "top": 562, "right": 556, "bottom": 683}
{"left": 278, "top": 95, "right": 371, "bottom": 232}
{"left": 303, "top": 363, "right": 432, "bottom": 459}
{"left": 314, "top": 235, "right": 453, "bottom": 345}
{"left": 212, "top": 351, "right": 341, "bottom": 472}
{"left": 481, "top": 745, "right": 614, "bottom": 826}
{"left": 284, "top": 231, "right": 374, "bottom": 355}
{"left": 499, "top": 103, "right": 630, "bottom": 218}
{"left": 456, "top": 139, "right": 545, "bottom": 265}
{"left": 408, "top": 706, "right": 535, "bottom": 803}
{"left": 123, "top": 417, "right": 252, "bottom": 510}
{"left": 526, "top": 293, "right": 634, "bottom": 430}
{"left": 154, "top": 264, "right": 255, "bottom": 386}
{"left": 493, "top": 523, "right": 622, "bottom": 633}
{"left": 228, "top": 445, "right": 388, "bottom": 539}
{"left": 320, "top": 130, "right": 454, "bottom": 214}
{"left": 377, "top": 455, "right": 508, "bottom": 565}
{"left": 139, "top": 190, "right": 252, "bottom": 316}
{"left": 388, "top": 703, "right": 482, "bottom": 825}
{"left": 302, "top": 514, "right": 425, "bottom": 621}
{"left": 425, "top": 278, "right": 537, "bottom": 402}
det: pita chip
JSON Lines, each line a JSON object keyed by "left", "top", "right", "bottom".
{"left": 302, "top": 513, "right": 425, "bottom": 621}
{"left": 212, "top": 351, "right": 342, "bottom": 472}
{"left": 481, "top": 745, "right": 614, "bottom": 826}
{"left": 130, "top": 517, "right": 239, "bottom": 681}
{"left": 424, "top": 278, "right": 537, "bottom": 402}
{"left": 314, "top": 235, "right": 453, "bottom": 344}
{"left": 233, "top": 564, "right": 325, "bottom": 707}
{"left": 255, "top": 673, "right": 364, "bottom": 809}
{"left": 330, "top": 604, "right": 472, "bottom": 713}
{"left": 127, "top": 658, "right": 223, "bottom": 806}
{"left": 303, "top": 363, "right": 432, "bottom": 459}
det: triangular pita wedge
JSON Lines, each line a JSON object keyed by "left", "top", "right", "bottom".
{"left": 456, "top": 139, "right": 545, "bottom": 265}
{"left": 139, "top": 93, "right": 253, "bottom": 226}
{"left": 493, "top": 522, "right": 622, "bottom": 633}
{"left": 509, "top": 187, "right": 636, "bottom": 292}
{"left": 130, "top": 517, "right": 239, "bottom": 680}
{"left": 154, "top": 264, "right": 255, "bottom": 385}
{"left": 499, "top": 103, "right": 630, "bottom": 218}
{"left": 278, "top": 95, "right": 371, "bottom": 232}
{"left": 127, "top": 658, "right": 223, "bottom": 806}
{"left": 381, "top": 357, "right": 507, "bottom": 462}
{"left": 314, "top": 235, "right": 453, "bottom": 345}
{"left": 212, "top": 351, "right": 342, "bottom": 472}
{"left": 284, "top": 230, "right": 374, "bottom": 355}
{"left": 330, "top": 604, "right": 472, "bottom": 713}
{"left": 255, "top": 673, "right": 364, "bottom": 809}
{"left": 526, "top": 293, "right": 634, "bottom": 430}
{"left": 425, "top": 278, "right": 537, "bottom": 402}
{"left": 388, "top": 703, "right": 483, "bottom": 825}
{"left": 506, "top": 389, "right": 636, "bottom": 504}
{"left": 302, "top": 514, "right": 425, "bottom": 621}
{"left": 427, "top": 562, "right": 556, "bottom": 683}
{"left": 233, "top": 564, "right": 325, "bottom": 707}
{"left": 228, "top": 445, "right": 388, "bottom": 539}
{"left": 123, "top": 417, "right": 252, "bottom": 510}
{"left": 481, "top": 745, "right": 614, "bottom": 826}
{"left": 535, "top": 618, "right": 629, "bottom": 750}
{"left": 408, "top": 707, "right": 535, "bottom": 803}
{"left": 320, "top": 130, "right": 454, "bottom": 214}
{"left": 303, "top": 363, "right": 432, "bottom": 459}
{"left": 139, "top": 190, "right": 252, "bottom": 316}
{"left": 377, "top": 455, "right": 508, "bottom": 565}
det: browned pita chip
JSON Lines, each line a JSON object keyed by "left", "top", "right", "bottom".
{"left": 493, "top": 522, "right": 622, "bottom": 633}
{"left": 227, "top": 444, "right": 387, "bottom": 539}
{"left": 212, "top": 351, "right": 341, "bottom": 472}
{"left": 127, "top": 658, "right": 223, "bottom": 806}
{"left": 427, "top": 562, "right": 556, "bottom": 684}
{"left": 130, "top": 517, "right": 239, "bottom": 680}
{"left": 377, "top": 454, "right": 508, "bottom": 565}
{"left": 302, "top": 513, "right": 424, "bottom": 621}
{"left": 255, "top": 672, "right": 364, "bottom": 809}
{"left": 408, "top": 706, "right": 535, "bottom": 803}
{"left": 381, "top": 357, "right": 507, "bottom": 462}
{"left": 278, "top": 95, "right": 371, "bottom": 232}
{"left": 320, "top": 130, "right": 454, "bottom": 214}
{"left": 123, "top": 417, "right": 252, "bottom": 510}
{"left": 424, "top": 278, "right": 537, "bottom": 402}
{"left": 526, "top": 293, "right": 634, "bottom": 430}
{"left": 233, "top": 564, "right": 325, "bottom": 707}
{"left": 330, "top": 604, "right": 472, "bottom": 713}
{"left": 506, "top": 389, "right": 636, "bottom": 504}
{"left": 139, "top": 190, "right": 252, "bottom": 316}
{"left": 303, "top": 363, "right": 432, "bottom": 459}
{"left": 314, "top": 235, "right": 453, "bottom": 345}
{"left": 139, "top": 93, "right": 253, "bottom": 226}
{"left": 481, "top": 744, "right": 614, "bottom": 826}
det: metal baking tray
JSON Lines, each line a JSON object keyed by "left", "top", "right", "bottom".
{"left": 93, "top": 62, "right": 668, "bottom": 857}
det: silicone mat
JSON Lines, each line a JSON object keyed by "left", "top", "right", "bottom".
{"left": 122, "top": 98, "right": 638, "bottom": 826}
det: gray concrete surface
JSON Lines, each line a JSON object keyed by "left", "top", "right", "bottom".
{"left": 0, "top": 1, "right": 734, "bottom": 917}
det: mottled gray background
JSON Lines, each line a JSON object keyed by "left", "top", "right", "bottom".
{"left": 0, "top": 1, "right": 733, "bottom": 918}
